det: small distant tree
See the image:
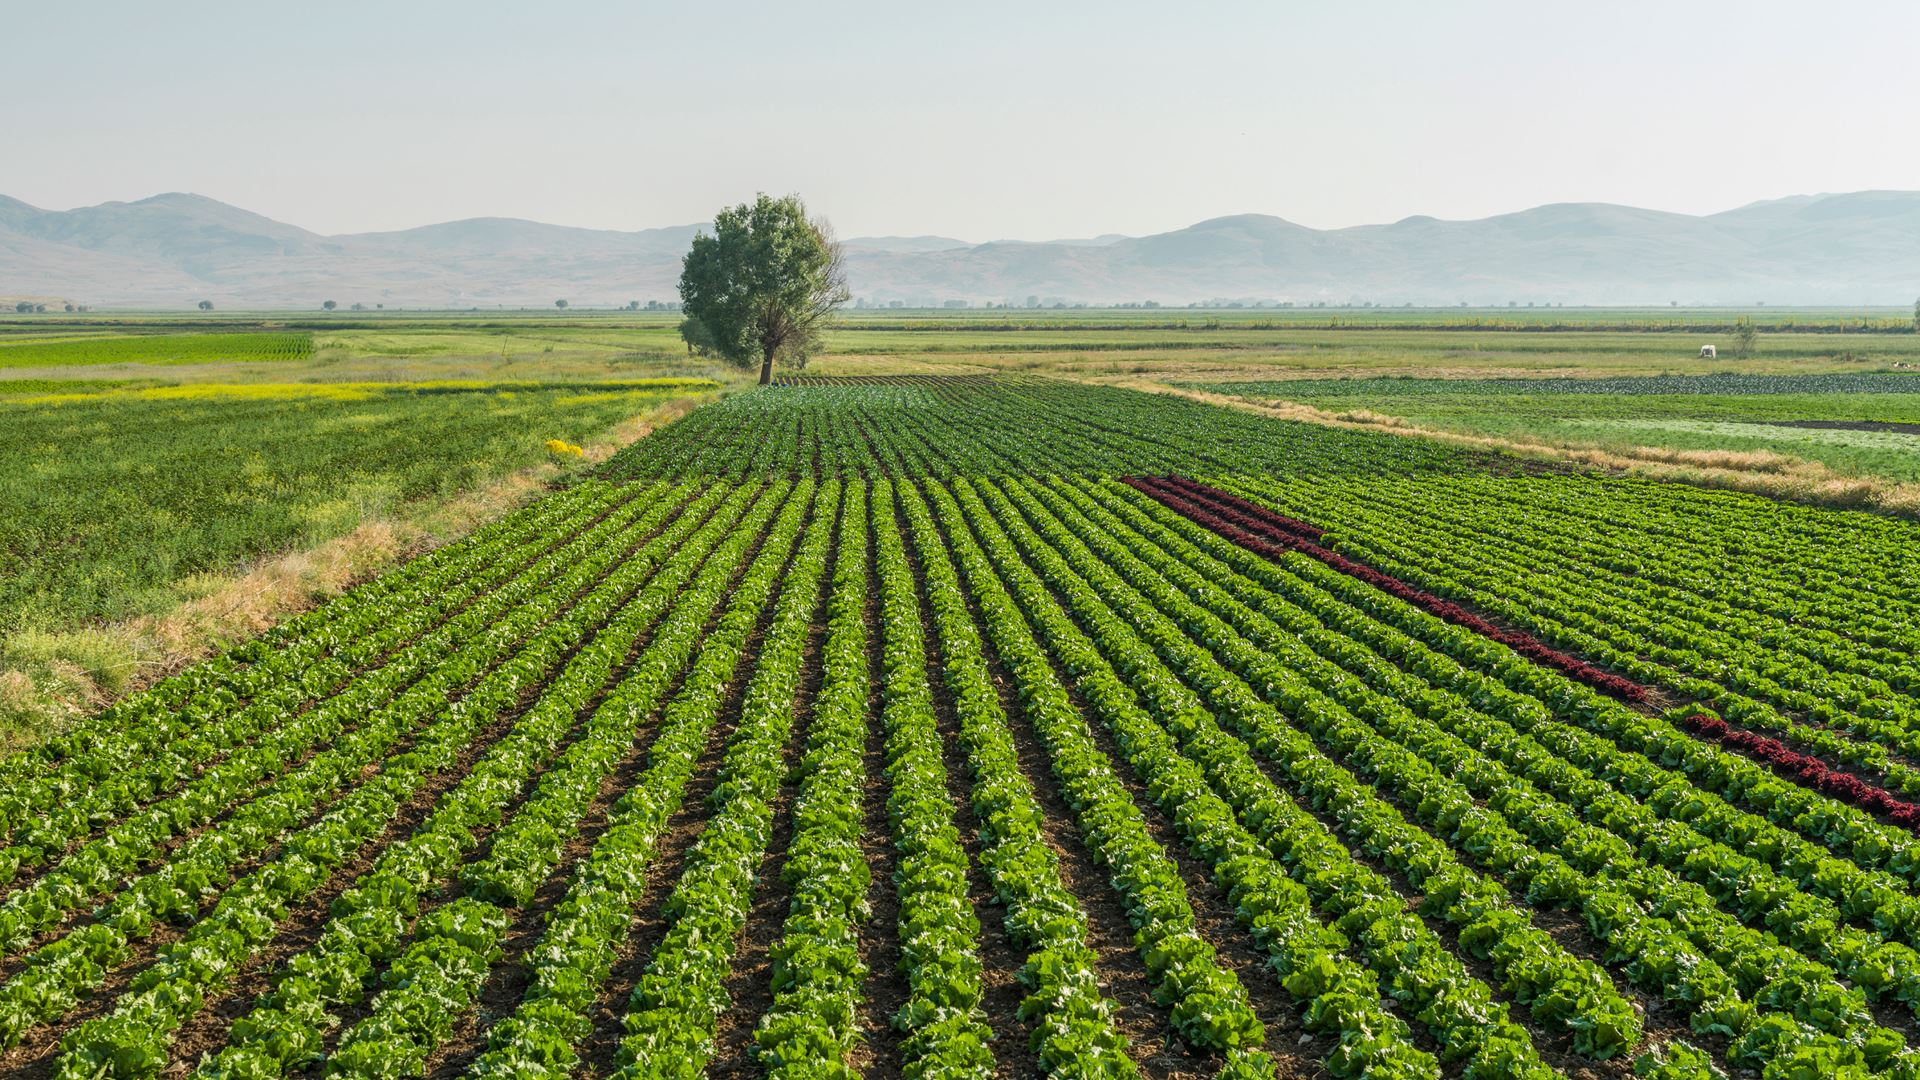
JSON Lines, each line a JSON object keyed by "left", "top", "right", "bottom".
{"left": 677, "top": 192, "right": 848, "bottom": 385}
{"left": 14, "top": 302, "right": 31, "bottom": 313}
{"left": 322, "top": 300, "right": 337, "bottom": 311}
{"left": 63, "top": 303, "right": 75, "bottom": 313}
{"left": 555, "top": 299, "right": 568, "bottom": 309}
{"left": 1731, "top": 317, "right": 1757, "bottom": 359}
{"left": 1913, "top": 296, "right": 1919, "bottom": 331}
{"left": 627, "top": 300, "right": 640, "bottom": 310}
{"left": 198, "top": 300, "right": 213, "bottom": 311}
{"left": 351, "top": 302, "right": 366, "bottom": 311}
{"left": 32, "top": 304, "right": 45, "bottom": 313}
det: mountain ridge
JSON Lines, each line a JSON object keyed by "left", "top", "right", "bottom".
{"left": 3, "top": 190, "right": 1916, "bottom": 308}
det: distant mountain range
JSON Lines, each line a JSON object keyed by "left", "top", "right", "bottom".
{"left": 3, "top": 190, "right": 1918, "bottom": 308}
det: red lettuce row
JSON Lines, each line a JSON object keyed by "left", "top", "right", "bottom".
{"left": 1122, "top": 476, "right": 1648, "bottom": 704}
{"left": 1155, "top": 474, "right": 1326, "bottom": 541}
{"left": 1677, "top": 710, "right": 1920, "bottom": 831}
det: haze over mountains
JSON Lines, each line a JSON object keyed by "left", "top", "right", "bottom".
{"left": 3, "top": 191, "right": 1917, "bottom": 309}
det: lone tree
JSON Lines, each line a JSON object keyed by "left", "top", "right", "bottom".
{"left": 198, "top": 300, "right": 213, "bottom": 311}
{"left": 322, "top": 300, "right": 337, "bottom": 312}
{"left": 555, "top": 299, "right": 568, "bottom": 309}
{"left": 1731, "top": 316, "right": 1757, "bottom": 359}
{"left": 678, "top": 193, "right": 848, "bottom": 385}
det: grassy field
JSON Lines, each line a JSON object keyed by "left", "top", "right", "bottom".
{"left": 1183, "top": 373, "right": 1920, "bottom": 483}
{"left": 0, "top": 320, "right": 732, "bottom": 737}
{"left": 1, "top": 378, "right": 715, "bottom": 627}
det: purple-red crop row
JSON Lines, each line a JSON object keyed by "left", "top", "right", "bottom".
{"left": 1121, "top": 475, "right": 1650, "bottom": 704}
{"left": 1154, "top": 474, "right": 1327, "bottom": 541}
{"left": 1677, "top": 709, "right": 1920, "bottom": 831}
{"left": 1118, "top": 476, "right": 1920, "bottom": 834}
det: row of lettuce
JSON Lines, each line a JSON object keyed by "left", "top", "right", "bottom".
{"left": 1227, "top": 471, "right": 1920, "bottom": 796}
{"left": 10, "top": 375, "right": 1920, "bottom": 1079}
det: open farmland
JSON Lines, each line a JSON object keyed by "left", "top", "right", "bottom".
{"left": 0, "top": 379, "right": 718, "bottom": 634}
{"left": 0, "top": 332, "right": 314, "bottom": 370}
{"left": 5, "top": 376, "right": 1920, "bottom": 1079}
{"left": 0, "top": 316, "right": 735, "bottom": 740}
{"left": 1186, "top": 373, "right": 1920, "bottom": 487}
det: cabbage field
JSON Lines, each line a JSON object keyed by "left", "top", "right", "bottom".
{"left": 6, "top": 376, "right": 1920, "bottom": 1080}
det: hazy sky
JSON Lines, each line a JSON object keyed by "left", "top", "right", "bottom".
{"left": 7, "top": 0, "right": 1916, "bottom": 240}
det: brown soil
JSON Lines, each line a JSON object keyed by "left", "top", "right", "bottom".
{"left": 420, "top": 540, "right": 751, "bottom": 1080}
{"left": 1531, "top": 906, "right": 1710, "bottom": 1075}
{"left": 899, "top": 504, "right": 1043, "bottom": 1079}
{"left": 163, "top": 698, "right": 537, "bottom": 1077}
{"left": 706, "top": 495, "right": 841, "bottom": 1080}
{"left": 848, "top": 531, "right": 910, "bottom": 1079}
{"left": 574, "top": 491, "right": 815, "bottom": 1079}
{"left": 0, "top": 688, "right": 537, "bottom": 1080}
{"left": 1051, "top": 657, "right": 1330, "bottom": 1080}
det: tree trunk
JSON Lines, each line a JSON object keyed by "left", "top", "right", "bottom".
{"left": 758, "top": 345, "right": 775, "bottom": 386}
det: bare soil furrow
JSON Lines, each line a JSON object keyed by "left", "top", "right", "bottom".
{"left": 850, "top": 542, "right": 909, "bottom": 1080}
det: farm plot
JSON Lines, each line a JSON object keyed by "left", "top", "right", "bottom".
{"left": 0, "top": 332, "right": 313, "bottom": 369}
{"left": 0, "top": 378, "right": 716, "bottom": 634}
{"left": 1184, "top": 372, "right": 1920, "bottom": 486}
{"left": 8, "top": 376, "right": 1920, "bottom": 1079}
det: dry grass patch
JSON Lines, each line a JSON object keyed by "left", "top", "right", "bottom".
{"left": 1112, "top": 377, "right": 1920, "bottom": 519}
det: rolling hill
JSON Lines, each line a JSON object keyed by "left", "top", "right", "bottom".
{"left": 2, "top": 191, "right": 1916, "bottom": 308}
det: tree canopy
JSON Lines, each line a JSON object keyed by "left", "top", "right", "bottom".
{"left": 677, "top": 193, "right": 848, "bottom": 385}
